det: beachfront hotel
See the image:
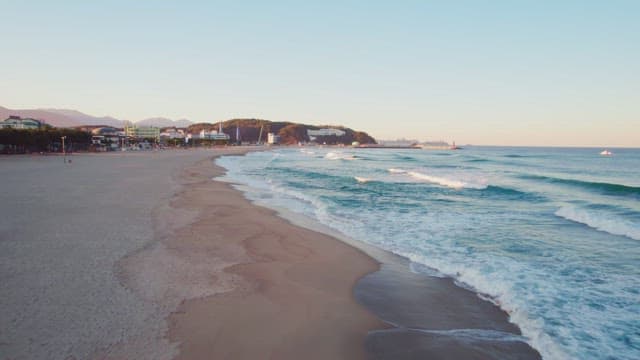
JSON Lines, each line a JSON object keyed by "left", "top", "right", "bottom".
{"left": 1, "top": 116, "right": 45, "bottom": 129}
{"left": 124, "top": 123, "right": 160, "bottom": 141}
{"left": 267, "top": 132, "right": 280, "bottom": 144}
{"left": 307, "top": 128, "right": 346, "bottom": 142}
{"left": 198, "top": 129, "right": 230, "bottom": 141}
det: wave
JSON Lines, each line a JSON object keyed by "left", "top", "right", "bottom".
{"left": 409, "top": 328, "right": 527, "bottom": 343}
{"left": 466, "top": 158, "right": 490, "bottom": 162}
{"left": 484, "top": 185, "right": 544, "bottom": 201}
{"left": 484, "top": 185, "right": 524, "bottom": 195}
{"left": 407, "top": 171, "right": 488, "bottom": 189}
{"left": 429, "top": 164, "right": 465, "bottom": 169}
{"left": 277, "top": 167, "right": 345, "bottom": 183}
{"left": 519, "top": 174, "right": 640, "bottom": 197}
{"left": 354, "top": 176, "right": 372, "bottom": 183}
{"left": 388, "top": 168, "right": 490, "bottom": 190}
{"left": 325, "top": 151, "right": 358, "bottom": 161}
{"left": 401, "top": 252, "right": 568, "bottom": 360}
{"left": 394, "top": 155, "right": 417, "bottom": 161}
{"left": 555, "top": 205, "right": 640, "bottom": 240}
{"left": 504, "top": 154, "right": 527, "bottom": 158}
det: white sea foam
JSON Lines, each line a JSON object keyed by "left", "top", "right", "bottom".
{"left": 388, "top": 168, "right": 406, "bottom": 174}
{"left": 354, "top": 176, "right": 371, "bottom": 183}
{"left": 555, "top": 206, "right": 640, "bottom": 241}
{"left": 325, "top": 151, "right": 357, "bottom": 160}
{"left": 407, "top": 171, "right": 488, "bottom": 189}
{"left": 413, "top": 328, "right": 526, "bottom": 342}
{"left": 401, "top": 251, "right": 568, "bottom": 360}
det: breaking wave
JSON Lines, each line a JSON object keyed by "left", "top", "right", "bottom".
{"left": 555, "top": 205, "right": 640, "bottom": 241}
{"left": 520, "top": 174, "right": 640, "bottom": 197}
{"left": 407, "top": 171, "right": 488, "bottom": 189}
{"left": 325, "top": 151, "right": 358, "bottom": 161}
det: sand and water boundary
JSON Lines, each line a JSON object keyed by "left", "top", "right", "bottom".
{"left": 1, "top": 148, "right": 540, "bottom": 359}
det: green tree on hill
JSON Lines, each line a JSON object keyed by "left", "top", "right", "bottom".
{"left": 186, "top": 119, "right": 376, "bottom": 145}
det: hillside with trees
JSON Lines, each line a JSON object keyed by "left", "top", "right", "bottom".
{"left": 187, "top": 119, "right": 376, "bottom": 145}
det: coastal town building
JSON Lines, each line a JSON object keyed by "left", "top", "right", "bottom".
{"left": 306, "top": 128, "right": 346, "bottom": 142}
{"left": 199, "top": 129, "right": 230, "bottom": 140}
{"left": 1, "top": 116, "right": 45, "bottom": 129}
{"left": 159, "top": 128, "right": 185, "bottom": 140}
{"left": 89, "top": 127, "right": 122, "bottom": 151}
{"left": 267, "top": 132, "right": 280, "bottom": 144}
{"left": 91, "top": 126, "right": 120, "bottom": 136}
{"left": 307, "top": 128, "right": 346, "bottom": 137}
{"left": 124, "top": 123, "right": 160, "bottom": 141}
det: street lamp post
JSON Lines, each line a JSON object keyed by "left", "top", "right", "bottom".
{"left": 61, "top": 136, "right": 66, "bottom": 163}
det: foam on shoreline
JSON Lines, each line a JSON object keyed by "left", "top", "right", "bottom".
{"left": 166, "top": 150, "right": 383, "bottom": 359}
{"left": 215, "top": 154, "right": 542, "bottom": 360}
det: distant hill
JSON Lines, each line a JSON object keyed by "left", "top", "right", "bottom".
{"left": 188, "top": 119, "right": 376, "bottom": 145}
{"left": 0, "top": 106, "right": 125, "bottom": 127}
{"left": 42, "top": 108, "right": 124, "bottom": 127}
{"left": 0, "top": 106, "right": 80, "bottom": 127}
{"left": 136, "top": 117, "right": 192, "bottom": 128}
{"left": 1, "top": 106, "right": 192, "bottom": 128}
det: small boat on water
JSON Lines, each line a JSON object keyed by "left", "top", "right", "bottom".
{"left": 600, "top": 149, "right": 612, "bottom": 156}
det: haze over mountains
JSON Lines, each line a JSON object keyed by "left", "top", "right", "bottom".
{"left": 0, "top": 106, "right": 193, "bottom": 128}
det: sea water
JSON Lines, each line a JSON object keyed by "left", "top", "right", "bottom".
{"left": 217, "top": 147, "right": 640, "bottom": 360}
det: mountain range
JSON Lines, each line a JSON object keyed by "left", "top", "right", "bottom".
{"left": 0, "top": 106, "right": 193, "bottom": 128}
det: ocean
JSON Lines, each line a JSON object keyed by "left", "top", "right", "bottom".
{"left": 217, "top": 146, "right": 640, "bottom": 360}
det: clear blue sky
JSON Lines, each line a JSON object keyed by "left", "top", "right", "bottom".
{"left": 1, "top": 0, "right": 638, "bottom": 146}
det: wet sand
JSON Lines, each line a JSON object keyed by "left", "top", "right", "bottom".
{"left": 356, "top": 261, "right": 541, "bottom": 360}
{"left": 166, "top": 156, "right": 383, "bottom": 359}
{"left": 240, "top": 186, "right": 543, "bottom": 359}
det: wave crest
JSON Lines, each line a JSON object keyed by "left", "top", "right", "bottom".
{"left": 407, "top": 171, "right": 488, "bottom": 189}
{"left": 325, "top": 151, "right": 358, "bottom": 161}
{"left": 520, "top": 174, "right": 640, "bottom": 197}
{"left": 555, "top": 205, "right": 640, "bottom": 241}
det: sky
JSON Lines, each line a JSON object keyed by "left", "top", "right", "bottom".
{"left": 1, "top": 0, "right": 638, "bottom": 146}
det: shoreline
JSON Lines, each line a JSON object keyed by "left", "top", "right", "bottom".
{"left": 166, "top": 152, "right": 386, "bottom": 359}
{"left": 213, "top": 151, "right": 542, "bottom": 359}
{"left": 0, "top": 149, "right": 540, "bottom": 359}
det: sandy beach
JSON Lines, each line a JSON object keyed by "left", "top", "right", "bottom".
{"left": 166, "top": 155, "right": 384, "bottom": 359}
{"left": 0, "top": 149, "right": 383, "bottom": 359}
{"left": 1, "top": 148, "right": 540, "bottom": 360}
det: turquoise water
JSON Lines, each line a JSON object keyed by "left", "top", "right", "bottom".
{"left": 217, "top": 147, "right": 640, "bottom": 360}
